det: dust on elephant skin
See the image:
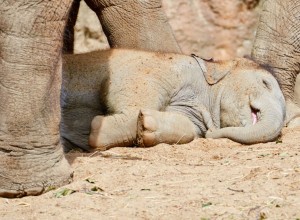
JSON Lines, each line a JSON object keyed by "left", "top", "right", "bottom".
{"left": 62, "top": 49, "right": 285, "bottom": 151}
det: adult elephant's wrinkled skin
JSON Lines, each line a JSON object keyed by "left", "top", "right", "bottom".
{"left": 252, "top": 0, "right": 300, "bottom": 127}
{"left": 62, "top": 49, "right": 286, "bottom": 151}
{"left": 0, "top": 0, "right": 180, "bottom": 198}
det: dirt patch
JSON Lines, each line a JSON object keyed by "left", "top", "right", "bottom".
{"left": 1, "top": 127, "right": 299, "bottom": 219}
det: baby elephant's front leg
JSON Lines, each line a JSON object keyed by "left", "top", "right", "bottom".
{"left": 89, "top": 111, "right": 139, "bottom": 150}
{"left": 137, "top": 109, "right": 198, "bottom": 147}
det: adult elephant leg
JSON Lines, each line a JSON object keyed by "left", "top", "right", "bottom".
{"left": 84, "top": 0, "right": 181, "bottom": 53}
{"left": 0, "top": 0, "right": 73, "bottom": 198}
{"left": 289, "top": 75, "right": 300, "bottom": 127}
{"left": 63, "top": 0, "right": 81, "bottom": 53}
{"left": 251, "top": 0, "right": 300, "bottom": 126}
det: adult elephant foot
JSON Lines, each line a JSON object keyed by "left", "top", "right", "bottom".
{"left": 0, "top": 145, "right": 72, "bottom": 198}
{"left": 285, "top": 101, "right": 300, "bottom": 127}
{"left": 288, "top": 75, "right": 300, "bottom": 127}
{"left": 0, "top": 0, "right": 73, "bottom": 197}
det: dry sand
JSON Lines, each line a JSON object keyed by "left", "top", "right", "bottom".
{"left": 1, "top": 127, "right": 299, "bottom": 219}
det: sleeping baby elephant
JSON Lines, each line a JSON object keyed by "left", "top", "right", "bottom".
{"left": 62, "top": 49, "right": 286, "bottom": 151}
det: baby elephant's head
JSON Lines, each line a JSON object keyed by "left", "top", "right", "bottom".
{"left": 204, "top": 58, "right": 285, "bottom": 144}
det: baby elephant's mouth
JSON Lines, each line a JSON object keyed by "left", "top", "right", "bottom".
{"left": 251, "top": 107, "right": 259, "bottom": 125}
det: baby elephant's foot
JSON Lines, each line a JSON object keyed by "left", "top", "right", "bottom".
{"left": 89, "top": 116, "right": 111, "bottom": 151}
{"left": 89, "top": 113, "right": 137, "bottom": 150}
{"left": 137, "top": 109, "right": 159, "bottom": 147}
{"left": 136, "top": 109, "right": 197, "bottom": 147}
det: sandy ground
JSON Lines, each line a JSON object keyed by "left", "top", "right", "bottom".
{"left": 0, "top": 127, "right": 299, "bottom": 220}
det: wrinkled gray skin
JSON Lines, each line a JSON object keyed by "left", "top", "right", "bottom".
{"left": 62, "top": 49, "right": 286, "bottom": 151}
{"left": 0, "top": 0, "right": 180, "bottom": 198}
{"left": 252, "top": 0, "right": 300, "bottom": 127}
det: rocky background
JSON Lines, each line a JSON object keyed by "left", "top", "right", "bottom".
{"left": 74, "top": 0, "right": 261, "bottom": 60}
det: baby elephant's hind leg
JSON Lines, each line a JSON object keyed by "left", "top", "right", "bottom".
{"left": 137, "top": 109, "right": 198, "bottom": 147}
{"left": 89, "top": 111, "right": 139, "bottom": 150}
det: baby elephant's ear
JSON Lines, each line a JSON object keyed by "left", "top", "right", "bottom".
{"left": 203, "top": 60, "right": 238, "bottom": 85}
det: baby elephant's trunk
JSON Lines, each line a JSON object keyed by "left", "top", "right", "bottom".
{"left": 206, "top": 96, "right": 285, "bottom": 144}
